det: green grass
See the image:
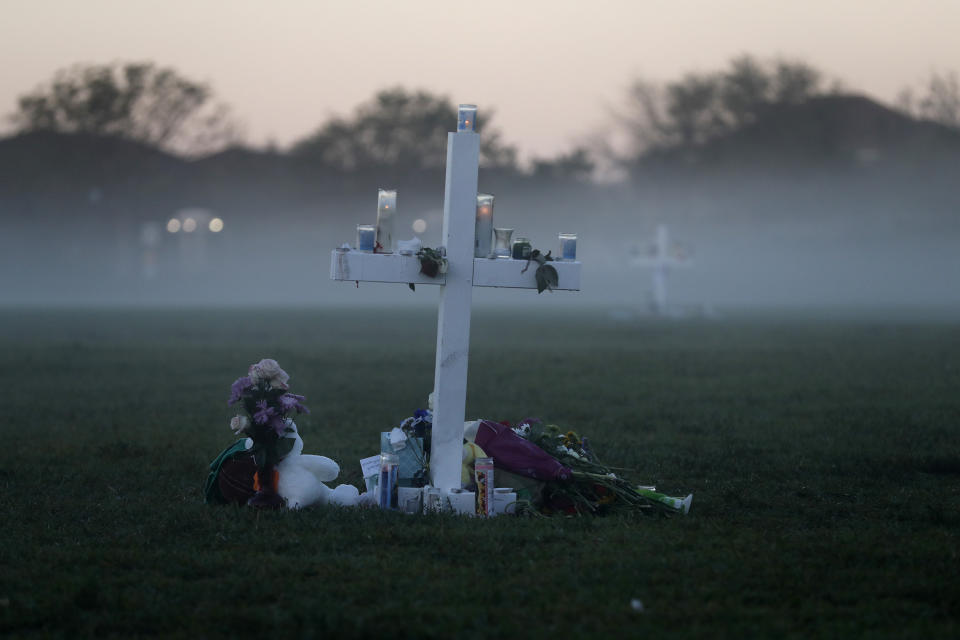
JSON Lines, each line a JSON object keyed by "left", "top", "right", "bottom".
{"left": 1, "top": 307, "right": 958, "bottom": 638}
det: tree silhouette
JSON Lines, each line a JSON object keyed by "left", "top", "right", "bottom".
{"left": 720, "top": 55, "right": 772, "bottom": 127}
{"left": 9, "top": 62, "right": 240, "bottom": 156}
{"left": 919, "top": 71, "right": 960, "bottom": 128}
{"left": 531, "top": 147, "right": 595, "bottom": 182}
{"left": 620, "top": 55, "right": 826, "bottom": 159}
{"left": 291, "top": 87, "right": 517, "bottom": 175}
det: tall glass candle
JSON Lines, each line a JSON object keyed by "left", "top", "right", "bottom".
{"left": 376, "top": 189, "right": 396, "bottom": 252}
{"left": 475, "top": 194, "right": 494, "bottom": 257}
{"left": 474, "top": 457, "right": 494, "bottom": 516}
{"left": 356, "top": 224, "right": 375, "bottom": 252}
{"left": 559, "top": 233, "right": 577, "bottom": 260}
{"left": 378, "top": 453, "right": 399, "bottom": 509}
{"left": 457, "top": 104, "right": 477, "bottom": 132}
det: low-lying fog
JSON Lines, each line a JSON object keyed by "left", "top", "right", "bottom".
{"left": 3, "top": 184, "right": 957, "bottom": 314}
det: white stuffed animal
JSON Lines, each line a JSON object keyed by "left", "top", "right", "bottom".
{"left": 246, "top": 421, "right": 360, "bottom": 509}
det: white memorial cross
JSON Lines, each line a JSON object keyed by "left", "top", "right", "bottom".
{"left": 330, "top": 105, "right": 582, "bottom": 494}
{"left": 631, "top": 223, "right": 692, "bottom": 315}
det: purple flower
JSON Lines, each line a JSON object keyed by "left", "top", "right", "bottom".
{"left": 253, "top": 399, "right": 277, "bottom": 425}
{"left": 279, "top": 393, "right": 310, "bottom": 415}
{"left": 269, "top": 414, "right": 287, "bottom": 437}
{"left": 228, "top": 376, "right": 253, "bottom": 405}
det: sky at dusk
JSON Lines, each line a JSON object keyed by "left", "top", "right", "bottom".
{"left": 1, "top": 0, "right": 957, "bottom": 160}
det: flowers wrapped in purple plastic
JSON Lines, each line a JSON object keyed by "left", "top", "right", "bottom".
{"left": 473, "top": 419, "right": 572, "bottom": 482}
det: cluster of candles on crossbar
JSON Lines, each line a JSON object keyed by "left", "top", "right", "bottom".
{"left": 354, "top": 103, "right": 577, "bottom": 260}
{"left": 474, "top": 194, "right": 577, "bottom": 261}
{"left": 356, "top": 190, "right": 577, "bottom": 261}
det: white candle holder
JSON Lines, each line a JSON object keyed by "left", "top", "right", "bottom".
{"left": 493, "top": 228, "right": 513, "bottom": 258}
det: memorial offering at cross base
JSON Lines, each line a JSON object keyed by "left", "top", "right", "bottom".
{"left": 204, "top": 359, "right": 360, "bottom": 509}
{"left": 374, "top": 405, "right": 692, "bottom": 517}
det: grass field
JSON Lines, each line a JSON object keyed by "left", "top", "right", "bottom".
{"left": 1, "top": 307, "right": 958, "bottom": 638}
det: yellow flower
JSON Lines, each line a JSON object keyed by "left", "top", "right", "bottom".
{"left": 562, "top": 430, "right": 581, "bottom": 448}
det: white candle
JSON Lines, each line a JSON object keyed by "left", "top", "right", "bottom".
{"left": 376, "top": 189, "right": 396, "bottom": 252}
{"left": 475, "top": 194, "right": 494, "bottom": 257}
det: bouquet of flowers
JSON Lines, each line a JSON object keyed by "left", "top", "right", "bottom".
{"left": 227, "top": 359, "right": 310, "bottom": 507}
{"left": 477, "top": 419, "right": 691, "bottom": 516}
{"left": 386, "top": 404, "right": 692, "bottom": 517}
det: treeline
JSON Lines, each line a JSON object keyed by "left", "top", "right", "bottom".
{"left": 7, "top": 57, "right": 960, "bottom": 182}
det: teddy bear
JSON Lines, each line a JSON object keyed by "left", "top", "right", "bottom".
{"left": 273, "top": 422, "right": 361, "bottom": 508}
{"left": 206, "top": 420, "right": 362, "bottom": 509}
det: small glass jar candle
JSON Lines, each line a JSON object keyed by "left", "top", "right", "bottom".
{"left": 376, "top": 189, "right": 396, "bottom": 252}
{"left": 512, "top": 236, "right": 532, "bottom": 260}
{"left": 475, "top": 194, "right": 494, "bottom": 257}
{"left": 356, "top": 224, "right": 375, "bottom": 252}
{"left": 493, "top": 228, "right": 513, "bottom": 257}
{"left": 457, "top": 104, "right": 477, "bottom": 132}
{"left": 559, "top": 233, "right": 577, "bottom": 260}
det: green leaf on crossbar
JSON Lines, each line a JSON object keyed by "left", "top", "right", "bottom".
{"left": 536, "top": 264, "right": 559, "bottom": 293}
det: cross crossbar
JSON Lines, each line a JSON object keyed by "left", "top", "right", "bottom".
{"left": 330, "top": 252, "right": 582, "bottom": 290}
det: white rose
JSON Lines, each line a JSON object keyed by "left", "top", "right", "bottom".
{"left": 230, "top": 414, "right": 250, "bottom": 436}
{"left": 249, "top": 358, "right": 290, "bottom": 389}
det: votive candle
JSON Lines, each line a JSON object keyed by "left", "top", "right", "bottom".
{"left": 457, "top": 104, "right": 477, "bottom": 132}
{"left": 356, "top": 224, "right": 375, "bottom": 252}
{"left": 559, "top": 233, "right": 577, "bottom": 260}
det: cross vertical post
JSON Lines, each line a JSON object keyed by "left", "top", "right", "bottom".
{"left": 430, "top": 130, "right": 480, "bottom": 491}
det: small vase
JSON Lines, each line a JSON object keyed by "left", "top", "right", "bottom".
{"left": 247, "top": 461, "right": 285, "bottom": 509}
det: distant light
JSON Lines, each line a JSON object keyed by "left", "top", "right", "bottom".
{"left": 167, "top": 218, "right": 181, "bottom": 233}
{"left": 182, "top": 217, "right": 197, "bottom": 233}
{"left": 209, "top": 217, "right": 224, "bottom": 233}
{"left": 412, "top": 219, "right": 427, "bottom": 234}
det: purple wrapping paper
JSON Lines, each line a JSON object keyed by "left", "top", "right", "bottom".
{"left": 474, "top": 420, "right": 572, "bottom": 482}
